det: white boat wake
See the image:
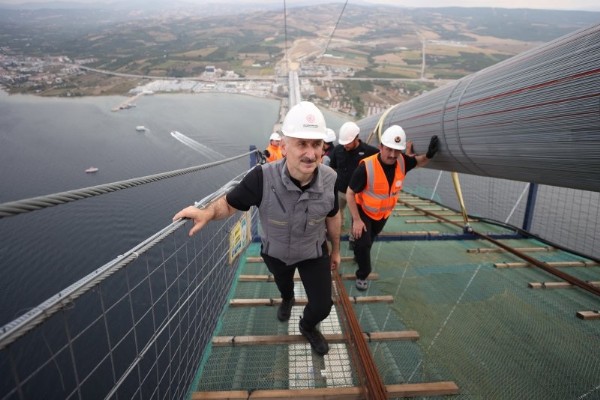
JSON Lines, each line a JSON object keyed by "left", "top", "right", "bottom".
{"left": 170, "top": 131, "right": 226, "bottom": 161}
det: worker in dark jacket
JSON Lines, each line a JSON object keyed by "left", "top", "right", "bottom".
{"left": 329, "top": 121, "right": 379, "bottom": 231}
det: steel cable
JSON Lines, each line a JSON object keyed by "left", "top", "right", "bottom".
{"left": 317, "top": 0, "right": 349, "bottom": 67}
{"left": 0, "top": 172, "right": 246, "bottom": 350}
{"left": 0, "top": 150, "right": 256, "bottom": 219}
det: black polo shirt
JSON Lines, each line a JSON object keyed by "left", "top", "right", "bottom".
{"left": 227, "top": 166, "right": 339, "bottom": 217}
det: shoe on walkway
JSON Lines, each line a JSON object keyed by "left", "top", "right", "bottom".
{"left": 277, "top": 297, "right": 295, "bottom": 321}
{"left": 299, "top": 320, "right": 329, "bottom": 355}
{"left": 355, "top": 279, "right": 368, "bottom": 291}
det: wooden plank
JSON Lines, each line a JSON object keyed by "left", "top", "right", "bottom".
{"left": 239, "top": 274, "right": 276, "bottom": 282}
{"left": 230, "top": 298, "right": 291, "bottom": 307}
{"left": 395, "top": 206, "right": 446, "bottom": 210}
{"left": 393, "top": 211, "right": 459, "bottom": 217}
{"left": 246, "top": 256, "right": 354, "bottom": 263}
{"left": 379, "top": 231, "right": 440, "bottom": 237}
{"left": 405, "top": 219, "right": 477, "bottom": 224}
{"left": 352, "top": 295, "right": 394, "bottom": 304}
{"left": 239, "top": 273, "right": 380, "bottom": 282}
{"left": 529, "top": 281, "right": 600, "bottom": 289}
{"left": 340, "top": 273, "right": 379, "bottom": 280}
{"left": 230, "top": 295, "right": 393, "bottom": 307}
{"left": 495, "top": 261, "right": 598, "bottom": 268}
{"left": 393, "top": 211, "right": 426, "bottom": 216}
{"left": 529, "top": 282, "right": 570, "bottom": 289}
{"left": 387, "top": 381, "right": 460, "bottom": 397}
{"left": 468, "top": 246, "right": 555, "bottom": 253}
{"left": 212, "top": 330, "right": 419, "bottom": 346}
{"left": 192, "top": 381, "right": 458, "bottom": 399}
{"left": 366, "top": 330, "right": 420, "bottom": 341}
{"left": 576, "top": 311, "right": 600, "bottom": 320}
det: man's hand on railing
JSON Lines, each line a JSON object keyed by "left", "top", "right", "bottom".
{"left": 257, "top": 149, "right": 268, "bottom": 164}
{"left": 173, "top": 197, "right": 238, "bottom": 237}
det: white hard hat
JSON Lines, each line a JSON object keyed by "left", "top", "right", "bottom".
{"left": 338, "top": 121, "right": 360, "bottom": 145}
{"left": 380, "top": 125, "right": 407, "bottom": 151}
{"left": 325, "top": 128, "right": 336, "bottom": 143}
{"left": 281, "top": 101, "right": 327, "bottom": 140}
{"left": 269, "top": 132, "right": 281, "bottom": 141}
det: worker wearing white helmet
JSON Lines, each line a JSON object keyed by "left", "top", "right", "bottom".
{"left": 264, "top": 132, "right": 283, "bottom": 163}
{"left": 322, "top": 128, "right": 336, "bottom": 166}
{"left": 329, "top": 121, "right": 379, "bottom": 231}
{"left": 345, "top": 125, "right": 439, "bottom": 291}
{"left": 174, "top": 101, "right": 340, "bottom": 356}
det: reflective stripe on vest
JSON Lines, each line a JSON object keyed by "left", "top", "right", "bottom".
{"left": 355, "top": 154, "right": 405, "bottom": 220}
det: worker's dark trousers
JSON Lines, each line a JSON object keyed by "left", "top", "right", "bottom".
{"left": 261, "top": 242, "right": 332, "bottom": 330}
{"left": 353, "top": 207, "right": 388, "bottom": 280}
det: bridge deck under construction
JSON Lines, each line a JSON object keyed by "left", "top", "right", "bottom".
{"left": 192, "top": 194, "right": 600, "bottom": 399}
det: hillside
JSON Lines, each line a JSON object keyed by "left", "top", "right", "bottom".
{"left": 0, "top": 3, "right": 597, "bottom": 115}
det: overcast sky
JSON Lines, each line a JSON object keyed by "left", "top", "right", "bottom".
{"left": 0, "top": 0, "right": 598, "bottom": 11}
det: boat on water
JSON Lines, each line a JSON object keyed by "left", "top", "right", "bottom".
{"left": 135, "top": 125, "right": 147, "bottom": 132}
{"left": 84, "top": 166, "right": 98, "bottom": 173}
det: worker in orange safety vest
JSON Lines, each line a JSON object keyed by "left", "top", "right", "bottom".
{"left": 345, "top": 125, "right": 439, "bottom": 291}
{"left": 264, "top": 132, "right": 283, "bottom": 162}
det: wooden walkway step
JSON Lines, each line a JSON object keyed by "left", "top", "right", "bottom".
{"left": 529, "top": 281, "right": 600, "bottom": 289}
{"left": 576, "top": 311, "right": 600, "bottom": 320}
{"left": 394, "top": 207, "right": 447, "bottom": 211}
{"left": 246, "top": 256, "right": 355, "bottom": 263}
{"left": 405, "top": 219, "right": 477, "bottom": 224}
{"left": 239, "top": 273, "right": 379, "bottom": 282}
{"left": 212, "top": 330, "right": 419, "bottom": 347}
{"left": 495, "top": 260, "right": 598, "bottom": 268}
{"left": 468, "top": 246, "right": 555, "bottom": 253}
{"left": 393, "top": 211, "right": 460, "bottom": 217}
{"left": 192, "top": 381, "right": 459, "bottom": 399}
{"left": 379, "top": 231, "right": 440, "bottom": 237}
{"left": 230, "top": 296, "right": 393, "bottom": 307}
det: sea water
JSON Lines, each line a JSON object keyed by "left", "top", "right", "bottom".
{"left": 0, "top": 91, "right": 349, "bottom": 326}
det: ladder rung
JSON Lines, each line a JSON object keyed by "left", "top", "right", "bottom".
{"left": 192, "top": 381, "right": 459, "bottom": 399}
{"left": 230, "top": 295, "right": 393, "bottom": 307}
{"left": 212, "top": 330, "right": 419, "bottom": 346}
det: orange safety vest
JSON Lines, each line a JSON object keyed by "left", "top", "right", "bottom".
{"left": 265, "top": 144, "right": 283, "bottom": 163}
{"left": 355, "top": 154, "right": 406, "bottom": 220}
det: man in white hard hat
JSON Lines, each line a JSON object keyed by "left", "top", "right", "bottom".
{"left": 322, "top": 128, "right": 336, "bottom": 166}
{"left": 264, "top": 132, "right": 283, "bottom": 163}
{"left": 329, "top": 121, "right": 379, "bottom": 232}
{"left": 174, "top": 101, "right": 341, "bottom": 356}
{"left": 346, "top": 125, "right": 439, "bottom": 291}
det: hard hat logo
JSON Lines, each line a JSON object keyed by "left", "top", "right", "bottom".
{"left": 306, "top": 114, "right": 316, "bottom": 124}
{"left": 381, "top": 125, "right": 407, "bottom": 150}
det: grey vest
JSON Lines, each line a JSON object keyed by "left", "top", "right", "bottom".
{"left": 259, "top": 159, "right": 337, "bottom": 265}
